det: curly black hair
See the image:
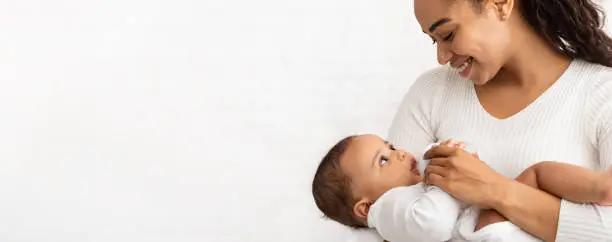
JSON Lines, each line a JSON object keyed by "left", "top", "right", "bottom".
{"left": 475, "top": 0, "right": 612, "bottom": 67}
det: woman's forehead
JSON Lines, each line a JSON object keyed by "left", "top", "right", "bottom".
{"left": 414, "top": 0, "right": 456, "bottom": 32}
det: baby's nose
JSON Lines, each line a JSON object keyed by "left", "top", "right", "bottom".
{"left": 398, "top": 152, "right": 406, "bottom": 161}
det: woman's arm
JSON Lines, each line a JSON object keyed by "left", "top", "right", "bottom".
{"left": 491, "top": 178, "right": 561, "bottom": 241}
{"left": 493, "top": 70, "right": 612, "bottom": 241}
{"left": 490, "top": 71, "right": 612, "bottom": 241}
{"left": 425, "top": 137, "right": 612, "bottom": 242}
{"left": 547, "top": 74, "right": 612, "bottom": 241}
{"left": 423, "top": 146, "right": 561, "bottom": 241}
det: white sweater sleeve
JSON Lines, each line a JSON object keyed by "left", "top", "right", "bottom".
{"left": 367, "top": 185, "right": 463, "bottom": 242}
{"left": 556, "top": 67, "right": 612, "bottom": 241}
{"left": 387, "top": 67, "right": 448, "bottom": 157}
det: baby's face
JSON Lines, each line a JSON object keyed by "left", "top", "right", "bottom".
{"left": 341, "top": 134, "right": 423, "bottom": 200}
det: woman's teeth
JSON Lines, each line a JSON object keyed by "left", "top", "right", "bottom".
{"left": 457, "top": 58, "right": 472, "bottom": 73}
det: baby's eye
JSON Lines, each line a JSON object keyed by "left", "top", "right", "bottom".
{"left": 380, "top": 157, "right": 388, "bottom": 165}
{"left": 389, "top": 145, "right": 396, "bottom": 151}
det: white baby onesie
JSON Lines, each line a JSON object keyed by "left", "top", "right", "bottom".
{"left": 452, "top": 206, "right": 542, "bottom": 242}
{"left": 366, "top": 183, "right": 463, "bottom": 242}
{"left": 366, "top": 143, "right": 541, "bottom": 242}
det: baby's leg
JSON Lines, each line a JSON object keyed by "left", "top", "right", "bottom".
{"left": 474, "top": 210, "right": 506, "bottom": 231}
{"left": 527, "top": 161, "right": 612, "bottom": 204}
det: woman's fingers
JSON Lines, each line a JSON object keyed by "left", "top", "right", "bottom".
{"left": 423, "top": 145, "right": 458, "bottom": 160}
{"left": 427, "top": 173, "right": 446, "bottom": 188}
{"left": 428, "top": 157, "right": 450, "bottom": 167}
{"left": 425, "top": 164, "right": 448, "bottom": 178}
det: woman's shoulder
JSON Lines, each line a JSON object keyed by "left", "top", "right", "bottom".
{"left": 411, "top": 65, "right": 455, "bottom": 89}
{"left": 392, "top": 66, "right": 458, "bottom": 128}
{"left": 576, "top": 59, "right": 612, "bottom": 90}
{"left": 404, "top": 65, "right": 457, "bottom": 100}
{"left": 576, "top": 60, "right": 612, "bottom": 128}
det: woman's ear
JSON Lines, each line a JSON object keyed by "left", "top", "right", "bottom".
{"left": 353, "top": 198, "right": 373, "bottom": 220}
{"left": 490, "top": 0, "right": 514, "bottom": 20}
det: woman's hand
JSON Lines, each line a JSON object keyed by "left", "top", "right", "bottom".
{"left": 423, "top": 145, "right": 512, "bottom": 209}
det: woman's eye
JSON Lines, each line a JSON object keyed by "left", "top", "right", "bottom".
{"left": 431, "top": 32, "right": 453, "bottom": 45}
{"left": 443, "top": 32, "right": 454, "bottom": 41}
{"left": 390, "top": 145, "right": 396, "bottom": 151}
{"left": 380, "top": 157, "right": 388, "bottom": 165}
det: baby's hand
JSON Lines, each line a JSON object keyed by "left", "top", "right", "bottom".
{"left": 439, "top": 139, "right": 466, "bottom": 149}
{"left": 438, "top": 139, "right": 479, "bottom": 159}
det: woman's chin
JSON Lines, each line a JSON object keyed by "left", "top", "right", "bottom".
{"left": 471, "top": 72, "right": 492, "bottom": 86}
{"left": 473, "top": 78, "right": 488, "bottom": 86}
{"left": 461, "top": 66, "right": 484, "bottom": 85}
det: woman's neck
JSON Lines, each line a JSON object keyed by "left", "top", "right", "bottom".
{"left": 494, "top": 28, "right": 571, "bottom": 89}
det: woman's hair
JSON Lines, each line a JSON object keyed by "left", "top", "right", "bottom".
{"left": 475, "top": 0, "right": 612, "bottom": 67}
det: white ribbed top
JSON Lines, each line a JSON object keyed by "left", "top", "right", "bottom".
{"left": 387, "top": 59, "right": 612, "bottom": 241}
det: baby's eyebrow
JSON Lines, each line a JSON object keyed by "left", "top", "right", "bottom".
{"left": 371, "top": 149, "right": 382, "bottom": 168}
{"left": 383, "top": 140, "right": 397, "bottom": 151}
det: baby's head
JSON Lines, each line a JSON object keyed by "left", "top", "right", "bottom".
{"left": 312, "top": 134, "right": 423, "bottom": 228}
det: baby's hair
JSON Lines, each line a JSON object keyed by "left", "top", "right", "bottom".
{"left": 311, "top": 135, "right": 366, "bottom": 228}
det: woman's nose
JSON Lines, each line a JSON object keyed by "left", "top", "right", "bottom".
{"left": 437, "top": 44, "right": 452, "bottom": 65}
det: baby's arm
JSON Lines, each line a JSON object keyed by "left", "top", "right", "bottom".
{"left": 368, "top": 184, "right": 462, "bottom": 242}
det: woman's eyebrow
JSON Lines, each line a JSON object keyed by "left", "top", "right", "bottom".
{"left": 428, "top": 18, "right": 451, "bottom": 33}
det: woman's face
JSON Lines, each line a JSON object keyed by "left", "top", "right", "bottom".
{"left": 414, "top": 0, "right": 513, "bottom": 85}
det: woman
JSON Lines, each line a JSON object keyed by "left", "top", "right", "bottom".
{"left": 387, "top": 0, "right": 612, "bottom": 241}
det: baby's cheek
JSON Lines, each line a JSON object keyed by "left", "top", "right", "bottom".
{"left": 409, "top": 174, "right": 423, "bottom": 186}
{"left": 372, "top": 183, "right": 395, "bottom": 199}
{"left": 397, "top": 174, "right": 418, "bottom": 187}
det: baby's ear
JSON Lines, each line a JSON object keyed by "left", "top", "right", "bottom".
{"left": 353, "top": 198, "right": 373, "bottom": 220}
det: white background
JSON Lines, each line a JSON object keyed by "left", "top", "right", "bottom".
{"left": 1, "top": 1, "right": 611, "bottom": 242}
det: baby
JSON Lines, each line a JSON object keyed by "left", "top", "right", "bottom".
{"left": 311, "top": 134, "right": 612, "bottom": 242}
